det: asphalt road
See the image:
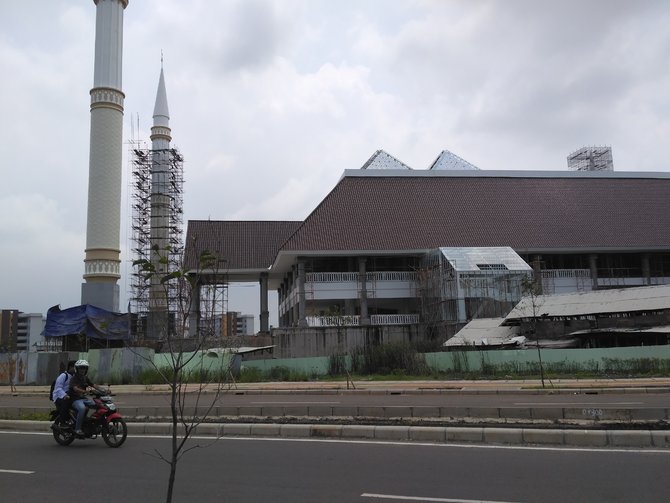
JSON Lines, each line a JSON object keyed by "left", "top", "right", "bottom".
{"left": 2, "top": 431, "right": 670, "bottom": 502}
{"left": 2, "top": 390, "right": 669, "bottom": 410}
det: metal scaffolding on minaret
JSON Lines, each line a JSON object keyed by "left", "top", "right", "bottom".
{"left": 129, "top": 63, "right": 184, "bottom": 340}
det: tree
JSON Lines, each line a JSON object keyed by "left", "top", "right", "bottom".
{"left": 133, "top": 243, "right": 235, "bottom": 503}
{"left": 521, "top": 274, "right": 547, "bottom": 388}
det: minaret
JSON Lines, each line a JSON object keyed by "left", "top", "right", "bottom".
{"left": 148, "top": 60, "right": 172, "bottom": 333}
{"left": 81, "top": 0, "right": 129, "bottom": 312}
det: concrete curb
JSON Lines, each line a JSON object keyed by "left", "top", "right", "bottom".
{"left": 2, "top": 420, "right": 668, "bottom": 448}
{"left": 3, "top": 405, "right": 669, "bottom": 423}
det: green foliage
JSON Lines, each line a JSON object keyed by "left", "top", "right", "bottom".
{"left": 237, "top": 367, "right": 264, "bottom": 383}
{"left": 237, "top": 366, "right": 314, "bottom": 382}
{"left": 328, "top": 353, "right": 347, "bottom": 376}
{"left": 0, "top": 411, "right": 51, "bottom": 421}
{"left": 347, "top": 342, "right": 430, "bottom": 376}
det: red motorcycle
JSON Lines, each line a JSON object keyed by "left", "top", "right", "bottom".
{"left": 50, "top": 389, "right": 127, "bottom": 448}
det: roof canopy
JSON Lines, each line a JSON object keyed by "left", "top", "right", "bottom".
{"left": 438, "top": 247, "right": 531, "bottom": 273}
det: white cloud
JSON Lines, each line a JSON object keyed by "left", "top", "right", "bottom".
{"left": 0, "top": 194, "right": 84, "bottom": 312}
{"left": 1, "top": 0, "right": 669, "bottom": 319}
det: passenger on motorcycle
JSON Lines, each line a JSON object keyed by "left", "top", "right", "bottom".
{"left": 68, "top": 360, "right": 107, "bottom": 437}
{"left": 52, "top": 360, "right": 76, "bottom": 426}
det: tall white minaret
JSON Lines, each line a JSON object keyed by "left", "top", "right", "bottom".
{"left": 149, "top": 60, "right": 172, "bottom": 325}
{"left": 81, "top": 0, "right": 128, "bottom": 312}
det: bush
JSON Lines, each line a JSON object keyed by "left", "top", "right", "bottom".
{"left": 349, "top": 342, "right": 430, "bottom": 376}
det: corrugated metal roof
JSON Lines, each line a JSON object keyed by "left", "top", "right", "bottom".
{"left": 506, "top": 285, "right": 670, "bottom": 320}
{"left": 567, "top": 326, "right": 670, "bottom": 336}
{"left": 444, "top": 318, "right": 520, "bottom": 347}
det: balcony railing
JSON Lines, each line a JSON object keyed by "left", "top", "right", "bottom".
{"left": 306, "top": 315, "right": 360, "bottom": 327}
{"left": 305, "top": 314, "right": 419, "bottom": 327}
{"left": 540, "top": 269, "right": 591, "bottom": 278}
{"left": 370, "top": 314, "right": 420, "bottom": 325}
{"left": 305, "top": 271, "right": 418, "bottom": 283}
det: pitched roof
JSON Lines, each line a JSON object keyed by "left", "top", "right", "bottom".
{"left": 280, "top": 171, "right": 670, "bottom": 252}
{"left": 184, "top": 220, "right": 302, "bottom": 271}
{"left": 360, "top": 150, "right": 412, "bottom": 170}
{"left": 429, "top": 149, "right": 480, "bottom": 170}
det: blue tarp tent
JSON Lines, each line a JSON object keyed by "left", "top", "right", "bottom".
{"left": 44, "top": 305, "right": 131, "bottom": 340}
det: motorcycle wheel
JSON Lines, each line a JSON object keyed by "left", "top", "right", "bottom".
{"left": 53, "top": 424, "right": 75, "bottom": 446}
{"left": 102, "top": 418, "right": 127, "bottom": 448}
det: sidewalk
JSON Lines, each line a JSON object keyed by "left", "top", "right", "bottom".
{"left": 4, "top": 377, "right": 670, "bottom": 395}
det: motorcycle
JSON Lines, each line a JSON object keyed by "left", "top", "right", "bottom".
{"left": 50, "top": 388, "right": 127, "bottom": 448}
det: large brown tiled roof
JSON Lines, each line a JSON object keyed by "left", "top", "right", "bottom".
{"left": 184, "top": 220, "right": 302, "bottom": 270}
{"left": 280, "top": 173, "right": 670, "bottom": 252}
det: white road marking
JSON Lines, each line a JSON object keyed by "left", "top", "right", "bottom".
{"left": 2, "top": 430, "right": 669, "bottom": 455}
{"left": 0, "top": 469, "right": 34, "bottom": 475}
{"left": 361, "top": 493, "right": 519, "bottom": 502}
{"left": 250, "top": 401, "right": 340, "bottom": 405}
{"left": 513, "top": 402, "right": 644, "bottom": 406}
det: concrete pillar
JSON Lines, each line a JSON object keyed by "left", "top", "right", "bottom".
{"left": 298, "top": 261, "right": 307, "bottom": 327}
{"left": 259, "top": 272, "right": 269, "bottom": 333}
{"left": 359, "top": 257, "right": 370, "bottom": 326}
{"left": 456, "top": 272, "right": 467, "bottom": 323}
{"left": 641, "top": 253, "right": 651, "bottom": 285}
{"left": 589, "top": 254, "right": 599, "bottom": 290}
{"left": 531, "top": 255, "right": 543, "bottom": 295}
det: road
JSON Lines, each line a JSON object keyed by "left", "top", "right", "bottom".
{"left": 2, "top": 431, "right": 669, "bottom": 502}
{"left": 2, "top": 390, "right": 669, "bottom": 409}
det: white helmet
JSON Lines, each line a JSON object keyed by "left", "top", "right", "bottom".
{"left": 75, "top": 359, "right": 89, "bottom": 369}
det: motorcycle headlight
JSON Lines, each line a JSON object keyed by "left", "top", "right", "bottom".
{"left": 106, "top": 404, "right": 116, "bottom": 411}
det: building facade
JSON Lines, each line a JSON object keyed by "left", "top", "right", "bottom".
{"left": 184, "top": 154, "right": 670, "bottom": 339}
{"left": 0, "top": 310, "right": 45, "bottom": 352}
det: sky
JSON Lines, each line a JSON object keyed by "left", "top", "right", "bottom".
{"left": 1, "top": 0, "right": 669, "bottom": 328}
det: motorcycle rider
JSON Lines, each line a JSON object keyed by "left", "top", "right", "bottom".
{"left": 68, "top": 359, "right": 107, "bottom": 437}
{"left": 51, "top": 360, "right": 76, "bottom": 428}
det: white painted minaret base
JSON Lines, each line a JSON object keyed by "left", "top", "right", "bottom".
{"left": 81, "top": 0, "right": 129, "bottom": 312}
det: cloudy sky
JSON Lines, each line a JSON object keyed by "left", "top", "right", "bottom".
{"left": 1, "top": 0, "right": 669, "bottom": 326}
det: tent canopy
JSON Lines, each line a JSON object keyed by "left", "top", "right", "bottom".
{"left": 44, "top": 305, "right": 130, "bottom": 340}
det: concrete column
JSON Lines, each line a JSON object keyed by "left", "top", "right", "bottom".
{"left": 532, "top": 255, "right": 543, "bottom": 295}
{"left": 259, "top": 272, "right": 269, "bottom": 333}
{"left": 298, "top": 261, "right": 307, "bottom": 327}
{"left": 456, "top": 272, "right": 466, "bottom": 323}
{"left": 641, "top": 253, "right": 651, "bottom": 285}
{"left": 589, "top": 254, "right": 599, "bottom": 290}
{"left": 188, "top": 279, "right": 200, "bottom": 338}
{"left": 359, "top": 257, "right": 370, "bottom": 326}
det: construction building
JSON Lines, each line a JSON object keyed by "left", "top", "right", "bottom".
{"left": 182, "top": 149, "right": 670, "bottom": 352}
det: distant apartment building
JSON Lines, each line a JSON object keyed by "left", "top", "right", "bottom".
{"left": 219, "top": 312, "right": 255, "bottom": 337}
{"left": 0, "top": 310, "right": 45, "bottom": 352}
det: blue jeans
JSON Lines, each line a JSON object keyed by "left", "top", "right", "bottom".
{"left": 72, "top": 398, "right": 95, "bottom": 431}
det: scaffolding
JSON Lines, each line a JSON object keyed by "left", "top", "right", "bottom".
{"left": 567, "top": 146, "right": 614, "bottom": 171}
{"left": 129, "top": 146, "right": 184, "bottom": 339}
{"left": 198, "top": 282, "right": 229, "bottom": 342}
{"left": 418, "top": 248, "right": 532, "bottom": 334}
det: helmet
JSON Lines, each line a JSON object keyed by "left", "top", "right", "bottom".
{"left": 75, "top": 359, "right": 89, "bottom": 369}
